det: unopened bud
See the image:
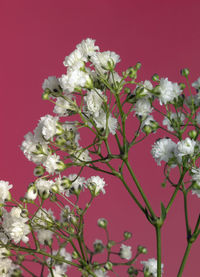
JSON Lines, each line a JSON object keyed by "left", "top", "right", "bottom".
{"left": 56, "top": 161, "right": 66, "bottom": 172}
{"left": 152, "top": 74, "right": 159, "bottom": 82}
{"left": 26, "top": 185, "right": 37, "bottom": 201}
{"left": 124, "top": 231, "right": 132, "bottom": 240}
{"left": 188, "top": 130, "right": 198, "bottom": 140}
{"left": 105, "top": 262, "right": 113, "bottom": 271}
{"left": 143, "top": 125, "right": 152, "bottom": 135}
{"left": 93, "top": 240, "right": 104, "bottom": 253}
{"left": 128, "top": 266, "right": 138, "bottom": 275}
{"left": 97, "top": 218, "right": 107, "bottom": 228}
{"left": 135, "top": 62, "right": 142, "bottom": 70}
{"left": 72, "top": 251, "right": 79, "bottom": 259}
{"left": 124, "top": 87, "right": 131, "bottom": 94}
{"left": 137, "top": 245, "right": 147, "bottom": 254}
{"left": 34, "top": 166, "right": 45, "bottom": 177}
{"left": 181, "top": 68, "right": 190, "bottom": 77}
{"left": 42, "top": 89, "right": 51, "bottom": 100}
{"left": 107, "top": 240, "right": 115, "bottom": 249}
{"left": 179, "top": 83, "right": 186, "bottom": 90}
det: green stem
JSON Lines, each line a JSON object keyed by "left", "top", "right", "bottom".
{"left": 177, "top": 242, "right": 192, "bottom": 277}
{"left": 156, "top": 225, "right": 162, "bottom": 277}
{"left": 125, "top": 160, "right": 156, "bottom": 220}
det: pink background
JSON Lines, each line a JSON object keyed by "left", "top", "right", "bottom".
{"left": 0, "top": 0, "right": 200, "bottom": 276}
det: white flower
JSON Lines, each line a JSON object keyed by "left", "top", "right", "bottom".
{"left": 0, "top": 258, "right": 12, "bottom": 276}
{"left": 92, "top": 269, "right": 109, "bottom": 277}
{"left": 158, "top": 78, "right": 182, "bottom": 105}
{"left": 94, "top": 110, "right": 118, "bottom": 135}
{"left": 53, "top": 95, "right": 76, "bottom": 116}
{"left": 141, "top": 115, "right": 156, "bottom": 129}
{"left": 76, "top": 38, "right": 99, "bottom": 57}
{"left": 86, "top": 176, "right": 106, "bottom": 195}
{"left": 90, "top": 51, "right": 120, "bottom": 73}
{"left": 43, "top": 154, "right": 62, "bottom": 174}
{"left": 84, "top": 89, "right": 105, "bottom": 117}
{"left": 60, "top": 69, "right": 92, "bottom": 92}
{"left": 25, "top": 185, "right": 38, "bottom": 200}
{"left": 33, "top": 208, "right": 55, "bottom": 229}
{"left": 192, "top": 77, "right": 200, "bottom": 90}
{"left": 136, "top": 80, "right": 153, "bottom": 98}
{"left": 141, "top": 258, "right": 164, "bottom": 277}
{"left": 47, "top": 248, "right": 72, "bottom": 273}
{"left": 42, "top": 76, "right": 61, "bottom": 93}
{"left": 73, "top": 148, "right": 92, "bottom": 164}
{"left": 176, "top": 137, "right": 196, "bottom": 157}
{"left": 133, "top": 98, "right": 153, "bottom": 118}
{"left": 190, "top": 168, "right": 200, "bottom": 198}
{"left": 0, "top": 181, "right": 12, "bottom": 204}
{"left": 108, "top": 72, "right": 123, "bottom": 85}
{"left": 21, "top": 132, "right": 50, "bottom": 164}
{"left": 37, "top": 229, "right": 53, "bottom": 245}
{"left": 63, "top": 48, "right": 86, "bottom": 70}
{"left": 151, "top": 138, "right": 176, "bottom": 165}
{"left": 163, "top": 112, "right": 185, "bottom": 131}
{"left": 2, "top": 207, "right": 30, "bottom": 243}
{"left": 34, "top": 115, "right": 59, "bottom": 141}
{"left": 35, "top": 179, "right": 54, "bottom": 196}
{"left": 120, "top": 244, "right": 132, "bottom": 260}
{"left": 67, "top": 174, "right": 85, "bottom": 194}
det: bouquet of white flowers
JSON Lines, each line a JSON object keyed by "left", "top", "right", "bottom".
{"left": 0, "top": 38, "right": 199, "bottom": 277}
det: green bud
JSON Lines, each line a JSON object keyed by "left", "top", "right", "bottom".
{"left": 152, "top": 73, "right": 159, "bottom": 82}
{"left": 152, "top": 85, "right": 160, "bottom": 96}
{"left": 127, "top": 67, "right": 137, "bottom": 79}
{"left": 97, "top": 218, "right": 108, "bottom": 228}
{"left": 137, "top": 245, "right": 147, "bottom": 254}
{"left": 124, "top": 87, "right": 131, "bottom": 94}
{"left": 135, "top": 86, "right": 145, "bottom": 98}
{"left": 33, "top": 165, "right": 45, "bottom": 177}
{"left": 192, "top": 181, "right": 200, "bottom": 190}
{"left": 51, "top": 184, "right": 59, "bottom": 194}
{"left": 72, "top": 251, "right": 79, "bottom": 259}
{"left": 124, "top": 231, "right": 132, "bottom": 240}
{"left": 56, "top": 123, "right": 64, "bottom": 135}
{"left": 135, "top": 62, "right": 142, "bottom": 70}
{"left": 93, "top": 240, "right": 104, "bottom": 253}
{"left": 179, "top": 82, "right": 186, "bottom": 90}
{"left": 105, "top": 262, "right": 113, "bottom": 271}
{"left": 11, "top": 268, "right": 22, "bottom": 277}
{"left": 68, "top": 226, "right": 75, "bottom": 234}
{"left": 17, "top": 255, "right": 25, "bottom": 262}
{"left": 128, "top": 266, "right": 138, "bottom": 275}
{"left": 40, "top": 190, "right": 49, "bottom": 200}
{"left": 56, "top": 160, "right": 66, "bottom": 172}
{"left": 50, "top": 194, "right": 57, "bottom": 202}
{"left": 70, "top": 215, "right": 78, "bottom": 226}
{"left": 60, "top": 177, "right": 72, "bottom": 189}
{"left": 181, "top": 68, "right": 190, "bottom": 77}
{"left": 42, "top": 88, "right": 51, "bottom": 100}
{"left": 143, "top": 125, "right": 152, "bottom": 135}
{"left": 151, "top": 121, "right": 159, "bottom": 131}
{"left": 188, "top": 130, "right": 198, "bottom": 140}
{"left": 107, "top": 240, "right": 115, "bottom": 249}
{"left": 55, "top": 135, "right": 66, "bottom": 146}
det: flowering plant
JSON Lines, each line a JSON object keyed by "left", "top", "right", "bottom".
{"left": 0, "top": 38, "right": 200, "bottom": 277}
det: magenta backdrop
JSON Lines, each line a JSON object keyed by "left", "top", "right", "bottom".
{"left": 0, "top": 0, "right": 200, "bottom": 276}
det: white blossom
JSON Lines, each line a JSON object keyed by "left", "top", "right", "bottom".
{"left": 21, "top": 132, "right": 50, "bottom": 164}
{"left": 37, "top": 229, "right": 53, "bottom": 245}
{"left": 76, "top": 38, "right": 99, "bottom": 57}
{"left": 176, "top": 137, "right": 196, "bottom": 157}
{"left": 67, "top": 174, "right": 85, "bottom": 194}
{"left": 0, "top": 181, "right": 12, "bottom": 204}
{"left": 86, "top": 176, "right": 106, "bottom": 195}
{"left": 120, "top": 244, "right": 132, "bottom": 260}
{"left": 34, "top": 115, "right": 59, "bottom": 141}
{"left": 35, "top": 179, "right": 54, "bottom": 196}
{"left": 42, "top": 76, "right": 61, "bottom": 93}
{"left": 90, "top": 51, "right": 120, "bottom": 73}
{"left": 141, "top": 258, "right": 164, "bottom": 277}
{"left": 60, "top": 69, "right": 92, "bottom": 92}
{"left": 53, "top": 95, "right": 76, "bottom": 116}
{"left": 151, "top": 138, "right": 176, "bottom": 165}
{"left": 158, "top": 78, "right": 182, "bottom": 105}
{"left": 43, "top": 154, "right": 62, "bottom": 174}
{"left": 192, "top": 77, "right": 200, "bottom": 90}
{"left": 2, "top": 207, "right": 30, "bottom": 243}
{"left": 73, "top": 148, "right": 91, "bottom": 164}
{"left": 33, "top": 208, "right": 55, "bottom": 229}
{"left": 94, "top": 110, "right": 118, "bottom": 135}
{"left": 63, "top": 48, "right": 86, "bottom": 69}
{"left": 0, "top": 258, "right": 12, "bottom": 276}
{"left": 92, "top": 269, "right": 109, "bottom": 277}
{"left": 133, "top": 98, "right": 153, "bottom": 118}
{"left": 84, "top": 89, "right": 105, "bottom": 117}
{"left": 163, "top": 112, "right": 185, "bottom": 131}
{"left": 141, "top": 115, "right": 156, "bottom": 129}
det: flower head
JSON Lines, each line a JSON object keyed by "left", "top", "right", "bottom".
{"left": 141, "top": 258, "right": 164, "bottom": 277}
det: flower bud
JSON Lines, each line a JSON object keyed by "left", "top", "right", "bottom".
{"left": 124, "top": 87, "right": 131, "bottom": 94}
{"left": 55, "top": 136, "right": 66, "bottom": 146}
{"left": 181, "top": 68, "right": 190, "bottom": 77}
{"left": 143, "top": 125, "right": 152, "bottom": 135}
{"left": 127, "top": 67, "right": 137, "bottom": 79}
{"left": 188, "top": 130, "right": 198, "bottom": 140}
{"left": 70, "top": 215, "right": 78, "bottom": 226}
{"left": 26, "top": 185, "right": 37, "bottom": 201}
{"left": 11, "top": 268, "right": 22, "bottom": 277}
{"left": 97, "top": 218, "right": 108, "bottom": 228}
{"left": 72, "top": 251, "right": 79, "bottom": 259}
{"left": 56, "top": 160, "right": 66, "bottom": 172}
{"left": 179, "top": 82, "right": 186, "bottom": 90}
{"left": 34, "top": 166, "right": 45, "bottom": 177}
{"left": 124, "top": 231, "right": 132, "bottom": 240}
{"left": 192, "top": 181, "right": 200, "bottom": 190}
{"left": 51, "top": 184, "right": 59, "bottom": 194}
{"left": 42, "top": 89, "right": 51, "bottom": 100}
{"left": 152, "top": 74, "right": 159, "bottom": 82}
{"left": 135, "top": 62, "right": 142, "bottom": 70}
{"left": 40, "top": 190, "right": 50, "bottom": 200}
{"left": 60, "top": 177, "right": 72, "bottom": 189}
{"left": 137, "top": 245, "right": 147, "bottom": 254}
{"left": 93, "top": 239, "right": 104, "bottom": 253}
{"left": 105, "top": 262, "right": 113, "bottom": 271}
{"left": 127, "top": 266, "right": 138, "bottom": 275}
{"left": 107, "top": 240, "right": 115, "bottom": 249}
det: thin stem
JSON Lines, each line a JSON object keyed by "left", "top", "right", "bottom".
{"left": 156, "top": 225, "right": 162, "bottom": 277}
{"left": 177, "top": 242, "right": 192, "bottom": 277}
{"left": 125, "top": 160, "right": 156, "bottom": 220}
